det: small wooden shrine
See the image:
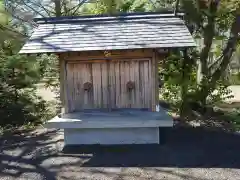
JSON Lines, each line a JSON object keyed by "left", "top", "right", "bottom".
{"left": 20, "top": 12, "right": 195, "bottom": 145}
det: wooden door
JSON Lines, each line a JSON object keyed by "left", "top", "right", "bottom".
{"left": 66, "top": 59, "right": 151, "bottom": 112}
{"left": 108, "top": 59, "right": 151, "bottom": 109}
{"left": 66, "top": 61, "right": 109, "bottom": 112}
{"left": 66, "top": 63, "right": 94, "bottom": 112}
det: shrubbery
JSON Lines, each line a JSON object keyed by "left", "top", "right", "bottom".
{"left": 0, "top": 40, "right": 58, "bottom": 128}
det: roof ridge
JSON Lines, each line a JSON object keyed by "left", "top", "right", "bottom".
{"left": 34, "top": 12, "right": 184, "bottom": 24}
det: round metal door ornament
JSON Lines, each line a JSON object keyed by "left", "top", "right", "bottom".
{"left": 83, "top": 82, "right": 92, "bottom": 91}
{"left": 126, "top": 81, "right": 135, "bottom": 90}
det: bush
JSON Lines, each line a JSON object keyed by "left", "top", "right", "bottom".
{"left": 0, "top": 88, "right": 55, "bottom": 127}
{"left": 159, "top": 50, "right": 234, "bottom": 116}
{"left": 0, "top": 40, "right": 58, "bottom": 128}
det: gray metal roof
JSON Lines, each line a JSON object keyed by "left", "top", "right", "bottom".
{"left": 19, "top": 13, "right": 196, "bottom": 54}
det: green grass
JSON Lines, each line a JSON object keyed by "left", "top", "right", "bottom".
{"left": 230, "top": 73, "right": 240, "bottom": 85}
{"left": 223, "top": 110, "right": 240, "bottom": 131}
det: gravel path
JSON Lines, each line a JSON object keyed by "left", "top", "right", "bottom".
{"left": 1, "top": 127, "right": 240, "bottom": 180}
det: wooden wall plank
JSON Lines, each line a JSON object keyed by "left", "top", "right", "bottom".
{"left": 109, "top": 62, "right": 116, "bottom": 109}
{"left": 139, "top": 61, "right": 145, "bottom": 107}
{"left": 124, "top": 61, "right": 130, "bottom": 108}
{"left": 92, "top": 63, "right": 102, "bottom": 108}
{"left": 88, "top": 63, "right": 94, "bottom": 109}
{"left": 62, "top": 49, "right": 154, "bottom": 61}
{"left": 74, "top": 64, "right": 80, "bottom": 111}
{"left": 78, "top": 64, "right": 84, "bottom": 109}
{"left": 82, "top": 63, "right": 93, "bottom": 109}
{"left": 66, "top": 63, "right": 74, "bottom": 112}
{"left": 101, "top": 62, "right": 108, "bottom": 108}
{"left": 115, "top": 61, "right": 121, "bottom": 108}
{"left": 67, "top": 59, "right": 148, "bottom": 64}
{"left": 120, "top": 61, "right": 126, "bottom": 108}
{"left": 134, "top": 61, "right": 140, "bottom": 108}
{"left": 144, "top": 60, "right": 150, "bottom": 108}
{"left": 129, "top": 61, "right": 135, "bottom": 108}
{"left": 80, "top": 64, "right": 86, "bottom": 110}
{"left": 73, "top": 64, "right": 78, "bottom": 111}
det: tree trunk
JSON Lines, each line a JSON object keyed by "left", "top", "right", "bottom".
{"left": 54, "top": 0, "right": 61, "bottom": 17}
{"left": 199, "top": 1, "right": 218, "bottom": 77}
{"left": 180, "top": 49, "right": 193, "bottom": 117}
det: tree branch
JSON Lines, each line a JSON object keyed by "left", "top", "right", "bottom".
{"left": 7, "top": 0, "right": 46, "bottom": 18}
{"left": 5, "top": 1, "right": 38, "bottom": 27}
{"left": 208, "top": 53, "right": 224, "bottom": 71}
{"left": 28, "top": 0, "right": 55, "bottom": 17}
{"left": 148, "top": 0, "right": 157, "bottom": 10}
{"left": 72, "top": 0, "right": 88, "bottom": 15}
{"left": 5, "top": 8, "right": 38, "bottom": 27}
{"left": 18, "top": 0, "right": 47, "bottom": 18}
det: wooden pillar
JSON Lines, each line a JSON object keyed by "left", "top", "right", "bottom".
{"left": 59, "top": 56, "right": 68, "bottom": 114}
{"left": 152, "top": 50, "right": 159, "bottom": 111}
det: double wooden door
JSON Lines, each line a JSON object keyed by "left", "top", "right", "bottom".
{"left": 66, "top": 59, "right": 152, "bottom": 112}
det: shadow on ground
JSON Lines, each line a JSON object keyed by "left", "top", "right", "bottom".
{"left": 63, "top": 127, "right": 240, "bottom": 168}
{"left": 1, "top": 127, "right": 240, "bottom": 179}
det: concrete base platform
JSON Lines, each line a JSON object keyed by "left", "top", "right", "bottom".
{"left": 64, "top": 127, "right": 159, "bottom": 145}
{"left": 45, "top": 108, "right": 173, "bottom": 145}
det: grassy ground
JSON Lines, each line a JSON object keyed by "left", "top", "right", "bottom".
{"left": 214, "top": 102, "right": 240, "bottom": 131}
{"left": 230, "top": 74, "right": 240, "bottom": 85}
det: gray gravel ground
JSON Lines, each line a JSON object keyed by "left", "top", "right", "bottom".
{"left": 1, "top": 127, "right": 240, "bottom": 180}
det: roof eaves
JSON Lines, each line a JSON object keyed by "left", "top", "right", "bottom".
{"left": 33, "top": 12, "right": 184, "bottom": 24}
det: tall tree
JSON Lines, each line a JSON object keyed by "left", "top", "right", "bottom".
{"left": 180, "top": 0, "right": 240, "bottom": 105}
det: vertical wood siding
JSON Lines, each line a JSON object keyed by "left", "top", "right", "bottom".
{"left": 66, "top": 59, "right": 154, "bottom": 112}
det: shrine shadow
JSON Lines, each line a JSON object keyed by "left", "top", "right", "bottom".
{"left": 62, "top": 127, "right": 240, "bottom": 168}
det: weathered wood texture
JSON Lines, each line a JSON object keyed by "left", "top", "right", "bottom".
{"left": 60, "top": 49, "right": 154, "bottom": 61}
{"left": 59, "top": 58, "right": 67, "bottom": 113}
{"left": 60, "top": 49, "right": 161, "bottom": 113}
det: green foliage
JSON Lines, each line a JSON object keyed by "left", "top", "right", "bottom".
{"left": 160, "top": 48, "right": 234, "bottom": 114}
{"left": 0, "top": 38, "right": 57, "bottom": 127}
{"left": 170, "top": 0, "right": 240, "bottom": 110}
{"left": 84, "top": 0, "right": 152, "bottom": 14}
{"left": 160, "top": 50, "right": 197, "bottom": 108}
{"left": 0, "top": 1, "right": 9, "bottom": 24}
{"left": 41, "top": 54, "right": 60, "bottom": 96}
{"left": 225, "top": 109, "right": 240, "bottom": 131}
{"left": 0, "top": 87, "right": 54, "bottom": 126}
{"left": 182, "top": 0, "right": 240, "bottom": 35}
{"left": 160, "top": 53, "right": 183, "bottom": 105}
{"left": 207, "top": 80, "right": 234, "bottom": 105}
